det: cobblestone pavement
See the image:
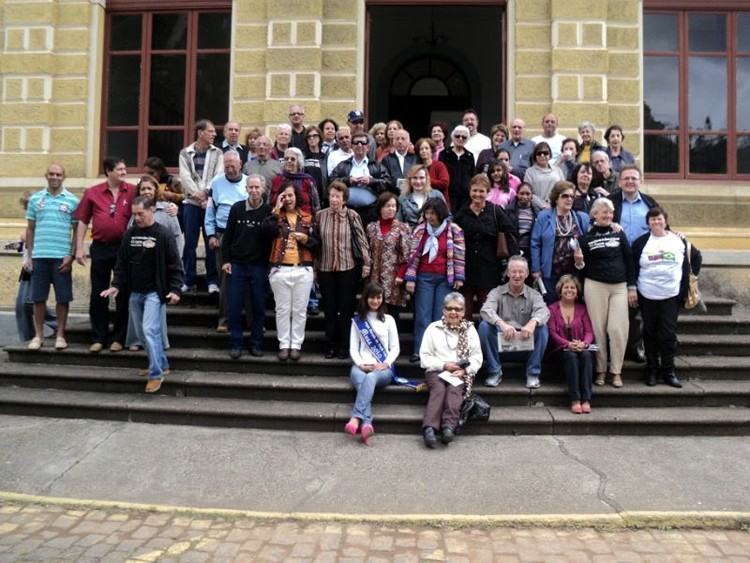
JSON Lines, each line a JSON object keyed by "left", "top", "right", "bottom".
{"left": 0, "top": 502, "right": 749, "bottom": 562}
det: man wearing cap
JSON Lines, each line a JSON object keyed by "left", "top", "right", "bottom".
{"left": 347, "top": 110, "right": 376, "bottom": 161}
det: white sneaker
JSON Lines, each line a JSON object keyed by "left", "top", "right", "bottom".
{"left": 526, "top": 375, "right": 541, "bottom": 389}
{"left": 28, "top": 336, "right": 43, "bottom": 350}
{"left": 207, "top": 283, "right": 220, "bottom": 294}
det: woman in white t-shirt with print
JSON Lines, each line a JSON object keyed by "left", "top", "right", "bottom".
{"left": 631, "top": 207, "right": 701, "bottom": 390}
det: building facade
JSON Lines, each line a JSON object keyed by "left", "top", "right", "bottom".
{"left": 0, "top": 0, "right": 748, "bottom": 221}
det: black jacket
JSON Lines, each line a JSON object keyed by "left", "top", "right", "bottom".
{"left": 608, "top": 188, "right": 659, "bottom": 224}
{"left": 631, "top": 231, "right": 702, "bottom": 302}
{"left": 381, "top": 152, "right": 417, "bottom": 184}
{"left": 453, "top": 202, "right": 517, "bottom": 288}
{"left": 330, "top": 157, "right": 394, "bottom": 196}
{"left": 439, "top": 149, "right": 475, "bottom": 211}
{"left": 113, "top": 222, "right": 183, "bottom": 302}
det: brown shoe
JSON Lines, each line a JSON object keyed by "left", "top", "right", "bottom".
{"left": 278, "top": 348, "right": 289, "bottom": 361}
{"left": 110, "top": 341, "right": 123, "bottom": 352}
{"left": 594, "top": 373, "right": 606, "bottom": 386}
{"left": 289, "top": 349, "right": 301, "bottom": 361}
{"left": 89, "top": 342, "right": 103, "bottom": 353}
{"left": 145, "top": 378, "right": 163, "bottom": 393}
{"left": 611, "top": 373, "right": 623, "bottom": 388}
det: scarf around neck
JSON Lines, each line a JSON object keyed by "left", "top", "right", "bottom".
{"left": 422, "top": 219, "right": 449, "bottom": 263}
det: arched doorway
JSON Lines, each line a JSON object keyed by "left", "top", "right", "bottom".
{"left": 366, "top": 4, "right": 504, "bottom": 137}
{"left": 388, "top": 55, "right": 471, "bottom": 137}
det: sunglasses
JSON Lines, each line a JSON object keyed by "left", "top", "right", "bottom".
{"left": 444, "top": 306, "right": 464, "bottom": 312}
{"left": 559, "top": 193, "right": 574, "bottom": 199}
{"left": 289, "top": 112, "right": 304, "bottom": 116}
{"left": 352, "top": 140, "right": 368, "bottom": 146}
{"left": 307, "top": 133, "right": 320, "bottom": 138}
{"left": 454, "top": 135, "right": 467, "bottom": 140}
{"left": 536, "top": 151, "right": 550, "bottom": 157}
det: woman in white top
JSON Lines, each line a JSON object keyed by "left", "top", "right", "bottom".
{"left": 419, "top": 292, "right": 482, "bottom": 448}
{"left": 632, "top": 207, "right": 701, "bottom": 389}
{"left": 346, "top": 282, "right": 400, "bottom": 445}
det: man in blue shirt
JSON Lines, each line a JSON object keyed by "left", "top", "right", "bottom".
{"left": 25, "top": 163, "right": 78, "bottom": 351}
{"left": 206, "top": 150, "right": 248, "bottom": 332}
{"left": 608, "top": 164, "right": 659, "bottom": 363}
{"left": 499, "top": 118, "right": 535, "bottom": 181}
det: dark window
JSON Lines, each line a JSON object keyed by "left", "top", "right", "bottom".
{"left": 644, "top": 10, "right": 750, "bottom": 179}
{"left": 102, "top": 8, "right": 231, "bottom": 172}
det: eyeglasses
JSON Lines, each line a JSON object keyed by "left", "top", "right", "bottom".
{"left": 289, "top": 112, "right": 304, "bottom": 116}
{"left": 352, "top": 140, "right": 368, "bottom": 146}
{"left": 283, "top": 157, "right": 297, "bottom": 161}
{"left": 454, "top": 135, "right": 467, "bottom": 140}
{"left": 444, "top": 306, "right": 464, "bottom": 312}
{"left": 559, "top": 193, "right": 574, "bottom": 200}
{"left": 307, "top": 134, "right": 320, "bottom": 138}
{"left": 536, "top": 151, "right": 550, "bottom": 157}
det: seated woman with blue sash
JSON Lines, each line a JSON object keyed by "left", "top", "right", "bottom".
{"left": 346, "top": 283, "right": 400, "bottom": 445}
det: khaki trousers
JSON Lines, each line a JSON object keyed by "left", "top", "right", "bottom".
{"left": 583, "top": 279, "right": 628, "bottom": 375}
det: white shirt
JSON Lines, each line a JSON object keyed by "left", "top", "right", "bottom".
{"left": 349, "top": 313, "right": 400, "bottom": 366}
{"left": 327, "top": 148, "right": 353, "bottom": 175}
{"left": 531, "top": 133, "right": 567, "bottom": 161}
{"left": 350, "top": 156, "right": 370, "bottom": 180}
{"left": 419, "top": 321, "right": 483, "bottom": 376}
{"left": 465, "top": 132, "right": 491, "bottom": 164}
{"left": 637, "top": 232, "right": 685, "bottom": 300}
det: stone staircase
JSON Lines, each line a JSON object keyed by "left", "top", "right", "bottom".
{"left": 1, "top": 291, "right": 749, "bottom": 435}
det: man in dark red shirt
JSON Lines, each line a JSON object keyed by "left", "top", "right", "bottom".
{"left": 74, "top": 156, "right": 135, "bottom": 353}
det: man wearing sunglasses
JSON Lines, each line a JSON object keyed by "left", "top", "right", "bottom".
{"left": 330, "top": 132, "right": 393, "bottom": 222}
{"left": 74, "top": 156, "right": 135, "bottom": 353}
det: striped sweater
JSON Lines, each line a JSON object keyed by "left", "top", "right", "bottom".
{"left": 404, "top": 221, "right": 465, "bottom": 285}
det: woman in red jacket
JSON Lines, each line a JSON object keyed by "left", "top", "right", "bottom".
{"left": 547, "top": 274, "right": 595, "bottom": 414}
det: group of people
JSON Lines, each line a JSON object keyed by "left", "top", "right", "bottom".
{"left": 18, "top": 106, "right": 701, "bottom": 445}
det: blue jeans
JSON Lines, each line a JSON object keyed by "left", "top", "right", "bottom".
{"left": 560, "top": 349, "right": 593, "bottom": 402}
{"left": 478, "top": 320, "right": 549, "bottom": 377}
{"left": 182, "top": 204, "right": 217, "bottom": 287}
{"left": 227, "top": 262, "right": 267, "bottom": 350}
{"left": 413, "top": 273, "right": 451, "bottom": 355}
{"left": 129, "top": 292, "right": 169, "bottom": 380}
{"left": 350, "top": 365, "right": 393, "bottom": 424}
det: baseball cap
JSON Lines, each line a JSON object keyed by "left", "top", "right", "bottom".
{"left": 347, "top": 110, "right": 365, "bottom": 123}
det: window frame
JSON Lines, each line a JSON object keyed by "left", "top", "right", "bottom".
{"left": 101, "top": 2, "right": 231, "bottom": 173}
{"left": 643, "top": 7, "right": 750, "bottom": 180}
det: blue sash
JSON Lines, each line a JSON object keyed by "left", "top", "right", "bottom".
{"left": 352, "top": 314, "right": 425, "bottom": 391}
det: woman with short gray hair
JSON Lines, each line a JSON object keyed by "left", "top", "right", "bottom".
{"left": 418, "top": 292, "right": 483, "bottom": 448}
{"left": 574, "top": 197, "right": 634, "bottom": 388}
{"left": 577, "top": 121, "right": 604, "bottom": 164}
{"left": 268, "top": 147, "right": 320, "bottom": 214}
{"left": 439, "top": 125, "right": 475, "bottom": 211}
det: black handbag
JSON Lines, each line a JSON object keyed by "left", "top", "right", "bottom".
{"left": 347, "top": 211, "right": 364, "bottom": 266}
{"left": 457, "top": 393, "right": 491, "bottom": 431}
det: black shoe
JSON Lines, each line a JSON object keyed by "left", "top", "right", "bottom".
{"left": 229, "top": 348, "right": 242, "bottom": 360}
{"left": 308, "top": 307, "right": 320, "bottom": 316}
{"left": 409, "top": 354, "right": 420, "bottom": 364}
{"left": 422, "top": 427, "right": 438, "bottom": 449}
{"left": 325, "top": 349, "right": 338, "bottom": 359}
{"left": 663, "top": 371, "right": 683, "bottom": 388}
{"left": 249, "top": 347, "right": 264, "bottom": 357}
{"left": 441, "top": 427, "right": 455, "bottom": 444}
{"left": 337, "top": 351, "right": 349, "bottom": 360}
{"left": 645, "top": 369, "right": 659, "bottom": 386}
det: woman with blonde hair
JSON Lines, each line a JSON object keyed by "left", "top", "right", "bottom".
{"left": 397, "top": 164, "right": 445, "bottom": 229}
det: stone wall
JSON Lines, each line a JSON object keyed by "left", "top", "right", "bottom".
{"left": 512, "top": 0, "right": 642, "bottom": 157}
{"left": 0, "top": 0, "right": 103, "bottom": 180}
{"left": 232, "top": 0, "right": 359, "bottom": 137}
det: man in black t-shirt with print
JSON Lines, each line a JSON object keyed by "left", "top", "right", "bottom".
{"left": 101, "top": 196, "right": 183, "bottom": 393}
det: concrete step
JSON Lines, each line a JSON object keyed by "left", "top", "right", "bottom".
{"left": 1, "top": 362, "right": 748, "bottom": 409}
{"left": 5, "top": 344, "right": 750, "bottom": 380}
{"left": 0, "top": 385, "right": 747, "bottom": 435}
{"left": 173, "top": 293, "right": 737, "bottom": 318}
{"left": 61, "top": 321, "right": 750, "bottom": 356}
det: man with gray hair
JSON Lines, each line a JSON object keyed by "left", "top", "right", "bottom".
{"left": 206, "top": 150, "right": 248, "bottom": 331}
{"left": 478, "top": 255, "right": 550, "bottom": 389}
{"left": 220, "top": 120, "right": 249, "bottom": 165}
{"left": 243, "top": 135, "right": 281, "bottom": 188}
{"left": 326, "top": 126, "right": 354, "bottom": 176}
{"left": 591, "top": 150, "right": 619, "bottom": 194}
{"left": 499, "top": 118, "right": 535, "bottom": 180}
{"left": 381, "top": 129, "right": 417, "bottom": 188}
{"left": 221, "top": 174, "right": 272, "bottom": 359}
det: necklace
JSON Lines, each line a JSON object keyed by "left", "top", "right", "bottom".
{"left": 556, "top": 212, "right": 574, "bottom": 236}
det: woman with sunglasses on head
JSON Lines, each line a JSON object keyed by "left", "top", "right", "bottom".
{"left": 439, "top": 125, "right": 475, "bottom": 212}
{"left": 531, "top": 181, "right": 590, "bottom": 304}
{"left": 523, "top": 141, "right": 565, "bottom": 204}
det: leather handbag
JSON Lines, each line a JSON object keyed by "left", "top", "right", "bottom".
{"left": 457, "top": 393, "right": 491, "bottom": 431}
{"left": 492, "top": 205, "right": 515, "bottom": 259}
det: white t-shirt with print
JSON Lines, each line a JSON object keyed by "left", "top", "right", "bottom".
{"left": 637, "top": 232, "right": 685, "bottom": 300}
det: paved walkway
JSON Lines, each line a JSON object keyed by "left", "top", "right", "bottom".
{"left": 1, "top": 499, "right": 749, "bottom": 562}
